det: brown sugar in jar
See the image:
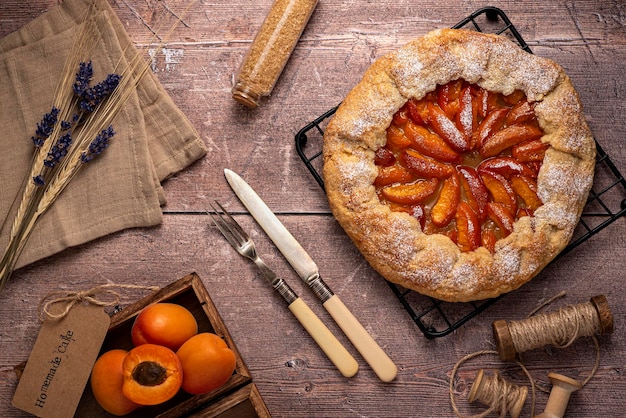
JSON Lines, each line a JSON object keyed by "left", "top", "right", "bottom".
{"left": 232, "top": 0, "right": 319, "bottom": 108}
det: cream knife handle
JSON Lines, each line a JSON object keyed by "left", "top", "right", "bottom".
{"left": 323, "top": 295, "right": 398, "bottom": 382}
{"left": 288, "top": 298, "right": 358, "bottom": 378}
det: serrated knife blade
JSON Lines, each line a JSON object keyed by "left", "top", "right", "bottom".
{"left": 224, "top": 168, "right": 397, "bottom": 382}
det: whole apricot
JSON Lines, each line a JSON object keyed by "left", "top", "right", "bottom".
{"left": 90, "top": 349, "right": 140, "bottom": 416}
{"left": 131, "top": 302, "right": 198, "bottom": 351}
{"left": 176, "top": 333, "right": 237, "bottom": 395}
{"left": 122, "top": 343, "right": 183, "bottom": 406}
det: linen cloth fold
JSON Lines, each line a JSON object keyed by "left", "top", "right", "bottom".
{"left": 0, "top": 0, "right": 207, "bottom": 269}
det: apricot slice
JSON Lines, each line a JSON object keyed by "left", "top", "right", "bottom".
{"left": 457, "top": 166, "right": 489, "bottom": 222}
{"left": 402, "top": 149, "right": 456, "bottom": 178}
{"left": 480, "top": 124, "right": 543, "bottom": 157}
{"left": 375, "top": 164, "right": 415, "bottom": 186}
{"left": 481, "top": 228, "right": 498, "bottom": 253}
{"left": 427, "top": 101, "right": 471, "bottom": 152}
{"left": 455, "top": 86, "right": 474, "bottom": 140}
{"left": 473, "top": 108, "right": 508, "bottom": 148}
{"left": 456, "top": 201, "right": 481, "bottom": 252}
{"left": 512, "top": 138, "right": 549, "bottom": 162}
{"left": 404, "top": 122, "right": 462, "bottom": 163}
{"left": 90, "top": 349, "right": 140, "bottom": 416}
{"left": 404, "top": 98, "right": 429, "bottom": 125}
{"left": 511, "top": 175, "right": 542, "bottom": 211}
{"left": 380, "top": 178, "right": 438, "bottom": 205}
{"left": 487, "top": 202, "right": 515, "bottom": 236}
{"left": 480, "top": 171, "right": 516, "bottom": 210}
{"left": 131, "top": 303, "right": 198, "bottom": 351}
{"left": 437, "top": 79, "right": 463, "bottom": 117}
{"left": 177, "top": 333, "right": 237, "bottom": 395}
{"left": 386, "top": 125, "right": 412, "bottom": 150}
{"left": 478, "top": 156, "right": 535, "bottom": 179}
{"left": 431, "top": 173, "right": 460, "bottom": 227}
{"left": 505, "top": 100, "right": 536, "bottom": 125}
{"left": 122, "top": 344, "right": 183, "bottom": 406}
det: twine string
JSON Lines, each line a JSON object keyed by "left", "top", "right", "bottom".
{"left": 38, "top": 283, "right": 159, "bottom": 321}
{"left": 510, "top": 302, "right": 600, "bottom": 354}
{"left": 515, "top": 293, "right": 602, "bottom": 390}
{"left": 471, "top": 370, "right": 527, "bottom": 417}
{"left": 449, "top": 350, "right": 536, "bottom": 418}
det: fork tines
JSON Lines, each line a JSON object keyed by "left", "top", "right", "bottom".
{"left": 208, "top": 200, "right": 249, "bottom": 250}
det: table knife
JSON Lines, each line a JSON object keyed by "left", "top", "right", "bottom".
{"left": 224, "top": 169, "right": 398, "bottom": 382}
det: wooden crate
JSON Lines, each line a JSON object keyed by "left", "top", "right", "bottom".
{"left": 74, "top": 272, "right": 271, "bottom": 418}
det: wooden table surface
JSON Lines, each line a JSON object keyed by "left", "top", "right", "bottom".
{"left": 1, "top": 1, "right": 624, "bottom": 417}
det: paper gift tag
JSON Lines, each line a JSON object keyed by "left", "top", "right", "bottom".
{"left": 12, "top": 303, "right": 110, "bottom": 418}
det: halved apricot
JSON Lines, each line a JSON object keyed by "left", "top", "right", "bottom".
{"left": 90, "top": 349, "right": 140, "bottom": 416}
{"left": 122, "top": 344, "right": 183, "bottom": 406}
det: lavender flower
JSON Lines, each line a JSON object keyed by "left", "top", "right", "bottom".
{"left": 33, "top": 175, "right": 46, "bottom": 186}
{"left": 31, "top": 107, "right": 59, "bottom": 147}
{"left": 44, "top": 132, "right": 73, "bottom": 168}
{"left": 72, "top": 61, "right": 93, "bottom": 96}
{"left": 78, "top": 74, "right": 121, "bottom": 113}
{"left": 81, "top": 126, "right": 115, "bottom": 163}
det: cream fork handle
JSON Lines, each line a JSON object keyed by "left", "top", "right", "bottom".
{"left": 288, "top": 298, "right": 359, "bottom": 378}
{"left": 323, "top": 295, "right": 398, "bottom": 382}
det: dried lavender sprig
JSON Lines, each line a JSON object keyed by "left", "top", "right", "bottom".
{"left": 44, "top": 132, "right": 73, "bottom": 168}
{"left": 81, "top": 126, "right": 115, "bottom": 163}
{"left": 78, "top": 73, "right": 121, "bottom": 113}
{"left": 72, "top": 60, "right": 93, "bottom": 96}
{"left": 31, "top": 107, "right": 60, "bottom": 147}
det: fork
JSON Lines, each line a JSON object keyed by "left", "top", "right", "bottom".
{"left": 208, "top": 201, "right": 358, "bottom": 378}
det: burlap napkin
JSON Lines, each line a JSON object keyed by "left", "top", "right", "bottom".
{"left": 0, "top": 0, "right": 207, "bottom": 269}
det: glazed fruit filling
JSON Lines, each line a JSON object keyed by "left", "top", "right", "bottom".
{"left": 375, "top": 79, "right": 548, "bottom": 253}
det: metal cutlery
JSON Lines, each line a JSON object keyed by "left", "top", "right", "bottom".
{"left": 208, "top": 201, "right": 358, "bottom": 378}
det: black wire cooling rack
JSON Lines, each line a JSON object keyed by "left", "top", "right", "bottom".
{"left": 294, "top": 6, "right": 626, "bottom": 338}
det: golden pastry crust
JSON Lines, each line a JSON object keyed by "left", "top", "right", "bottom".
{"left": 322, "top": 29, "right": 595, "bottom": 302}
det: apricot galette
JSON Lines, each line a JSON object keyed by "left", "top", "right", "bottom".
{"left": 322, "top": 29, "right": 595, "bottom": 302}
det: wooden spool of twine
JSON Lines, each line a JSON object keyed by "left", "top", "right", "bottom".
{"left": 468, "top": 369, "right": 528, "bottom": 418}
{"left": 450, "top": 350, "right": 536, "bottom": 418}
{"left": 492, "top": 295, "right": 613, "bottom": 362}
